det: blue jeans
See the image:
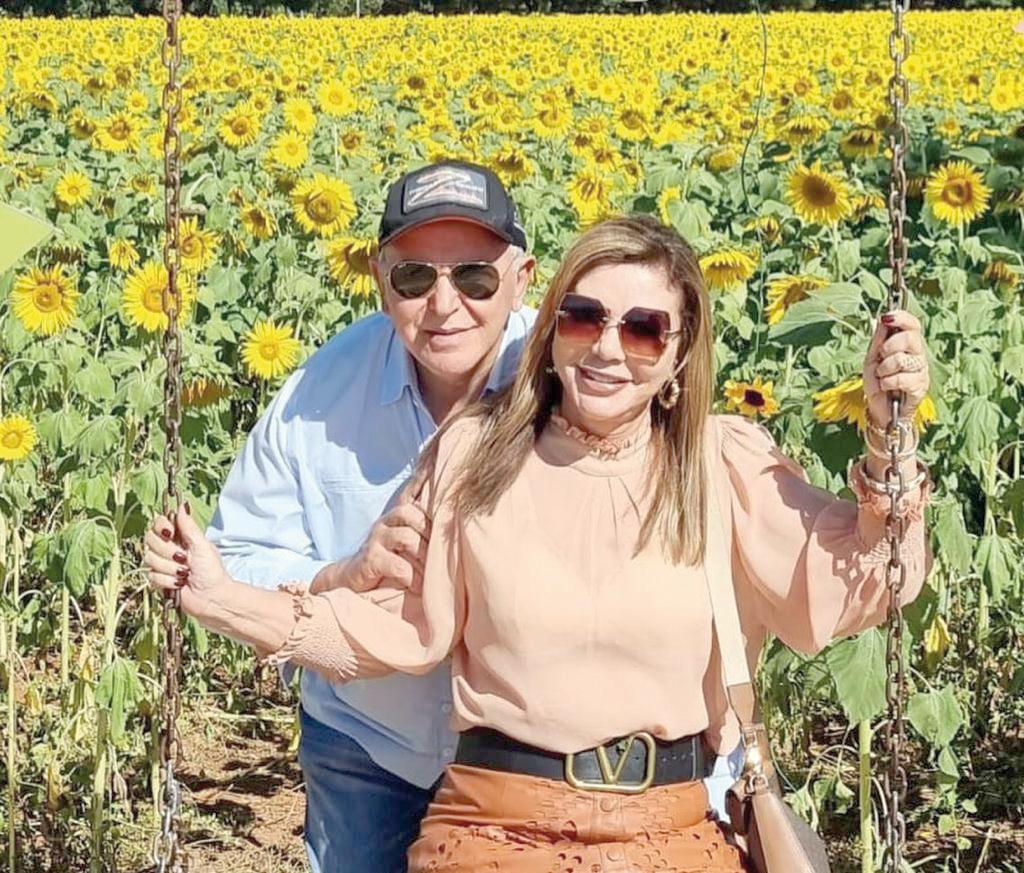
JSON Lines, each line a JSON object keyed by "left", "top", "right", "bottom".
{"left": 299, "top": 707, "right": 439, "bottom": 873}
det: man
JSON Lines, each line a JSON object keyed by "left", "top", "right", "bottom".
{"left": 207, "top": 160, "right": 741, "bottom": 872}
{"left": 207, "top": 161, "right": 536, "bottom": 872}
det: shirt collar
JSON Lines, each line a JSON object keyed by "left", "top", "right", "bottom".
{"left": 379, "top": 316, "right": 520, "bottom": 407}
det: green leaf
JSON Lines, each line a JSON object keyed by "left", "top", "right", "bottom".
{"left": 956, "top": 396, "right": 1001, "bottom": 462}
{"left": 77, "top": 415, "right": 121, "bottom": 458}
{"left": 961, "top": 351, "right": 999, "bottom": 395}
{"left": 825, "top": 628, "right": 887, "bottom": 724}
{"left": 95, "top": 657, "right": 142, "bottom": 744}
{"left": 976, "top": 533, "right": 1015, "bottom": 603}
{"left": 62, "top": 518, "right": 115, "bottom": 597}
{"left": 959, "top": 291, "right": 1001, "bottom": 339}
{"left": 836, "top": 239, "right": 860, "bottom": 280}
{"left": 949, "top": 146, "right": 993, "bottom": 166}
{"left": 1002, "top": 346, "right": 1024, "bottom": 383}
{"left": 907, "top": 686, "right": 965, "bottom": 749}
{"left": 931, "top": 500, "right": 974, "bottom": 576}
{"left": 130, "top": 459, "right": 165, "bottom": 514}
{"left": 768, "top": 283, "right": 861, "bottom": 348}
{"left": 73, "top": 360, "right": 116, "bottom": 403}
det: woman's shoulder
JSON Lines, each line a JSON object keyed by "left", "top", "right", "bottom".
{"left": 707, "top": 413, "right": 804, "bottom": 480}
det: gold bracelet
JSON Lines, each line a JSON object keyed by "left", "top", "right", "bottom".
{"left": 866, "top": 417, "right": 917, "bottom": 449}
{"left": 858, "top": 459, "right": 929, "bottom": 494}
{"left": 864, "top": 429, "right": 918, "bottom": 461}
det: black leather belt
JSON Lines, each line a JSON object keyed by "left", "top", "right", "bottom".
{"left": 456, "top": 727, "right": 713, "bottom": 794}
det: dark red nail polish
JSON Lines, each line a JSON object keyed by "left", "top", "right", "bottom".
{"left": 184, "top": 502, "right": 192, "bottom": 516}
{"left": 176, "top": 567, "right": 189, "bottom": 579}
{"left": 161, "top": 528, "right": 173, "bottom": 540}
{"left": 882, "top": 314, "right": 895, "bottom": 325}
{"left": 173, "top": 551, "right": 187, "bottom": 564}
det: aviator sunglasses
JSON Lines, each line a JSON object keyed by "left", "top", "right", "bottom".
{"left": 388, "top": 256, "right": 517, "bottom": 301}
{"left": 555, "top": 293, "right": 685, "bottom": 362}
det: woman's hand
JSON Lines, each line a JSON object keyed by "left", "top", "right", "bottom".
{"left": 143, "top": 505, "right": 231, "bottom": 611}
{"left": 863, "top": 309, "right": 930, "bottom": 428}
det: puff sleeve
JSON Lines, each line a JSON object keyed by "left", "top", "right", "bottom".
{"left": 719, "top": 414, "right": 933, "bottom": 656}
{"left": 262, "top": 418, "right": 478, "bottom": 683}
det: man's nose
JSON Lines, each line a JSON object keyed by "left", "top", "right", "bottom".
{"left": 426, "top": 272, "right": 460, "bottom": 318}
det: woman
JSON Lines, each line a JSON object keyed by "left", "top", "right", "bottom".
{"left": 144, "top": 215, "right": 933, "bottom": 872}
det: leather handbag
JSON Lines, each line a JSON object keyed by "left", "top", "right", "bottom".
{"left": 701, "top": 417, "right": 832, "bottom": 873}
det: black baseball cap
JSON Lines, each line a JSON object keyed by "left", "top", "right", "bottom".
{"left": 378, "top": 160, "right": 528, "bottom": 250}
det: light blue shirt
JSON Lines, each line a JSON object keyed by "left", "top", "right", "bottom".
{"left": 207, "top": 308, "right": 537, "bottom": 788}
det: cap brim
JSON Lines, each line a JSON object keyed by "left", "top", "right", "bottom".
{"left": 379, "top": 211, "right": 514, "bottom": 248}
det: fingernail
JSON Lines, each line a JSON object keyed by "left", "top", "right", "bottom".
{"left": 882, "top": 314, "right": 895, "bottom": 324}
{"left": 184, "top": 501, "right": 192, "bottom": 516}
{"left": 173, "top": 551, "right": 187, "bottom": 564}
{"left": 161, "top": 528, "right": 173, "bottom": 540}
{"left": 176, "top": 567, "right": 189, "bottom": 579}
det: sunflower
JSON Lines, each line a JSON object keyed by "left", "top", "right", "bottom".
{"left": 925, "top": 160, "right": 991, "bottom": 226}
{"left": 657, "top": 186, "right": 682, "bottom": 225}
{"left": 54, "top": 171, "right": 92, "bottom": 210}
{"left": 242, "top": 320, "right": 302, "bottom": 380}
{"left": 107, "top": 238, "right": 140, "bottom": 271}
{"left": 936, "top": 117, "right": 962, "bottom": 141}
{"left": 240, "top": 203, "right": 277, "bottom": 240}
{"left": 291, "top": 173, "right": 357, "bottom": 238}
{"left": 723, "top": 377, "right": 780, "bottom": 419}
{"left": 839, "top": 127, "right": 882, "bottom": 159}
{"left": 269, "top": 129, "right": 309, "bottom": 171}
{"left": 614, "top": 107, "right": 649, "bottom": 142}
{"left": 11, "top": 265, "right": 79, "bottom": 336}
{"left": 812, "top": 377, "right": 936, "bottom": 434}
{"left": 699, "top": 249, "right": 758, "bottom": 291}
{"left": 93, "top": 112, "right": 141, "bottom": 153}
{"left": 0, "top": 414, "right": 37, "bottom": 462}
{"left": 489, "top": 146, "right": 534, "bottom": 186}
{"left": 182, "top": 378, "right": 231, "bottom": 408}
{"left": 178, "top": 217, "right": 219, "bottom": 274}
{"left": 319, "top": 79, "right": 360, "bottom": 117}
{"left": 337, "top": 128, "right": 365, "bottom": 155}
{"left": 983, "top": 260, "right": 1020, "bottom": 294}
{"left": 779, "top": 115, "right": 829, "bottom": 148}
{"left": 67, "top": 108, "right": 96, "bottom": 140}
{"left": 326, "top": 237, "right": 379, "bottom": 297}
{"left": 122, "top": 261, "right": 195, "bottom": 333}
{"left": 218, "top": 104, "right": 261, "bottom": 149}
{"left": 282, "top": 97, "right": 317, "bottom": 135}
{"left": 766, "top": 274, "right": 828, "bottom": 325}
{"left": 786, "top": 161, "right": 852, "bottom": 226}
{"left": 706, "top": 147, "right": 739, "bottom": 173}
{"left": 745, "top": 215, "right": 782, "bottom": 245}
{"left": 567, "top": 169, "right": 613, "bottom": 225}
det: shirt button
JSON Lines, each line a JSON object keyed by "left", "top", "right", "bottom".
{"left": 600, "top": 797, "right": 617, "bottom": 813}
{"left": 440, "top": 702, "right": 453, "bottom": 715}
{"left": 606, "top": 846, "right": 624, "bottom": 862}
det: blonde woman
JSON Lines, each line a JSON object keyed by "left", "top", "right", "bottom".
{"left": 144, "top": 214, "right": 933, "bottom": 872}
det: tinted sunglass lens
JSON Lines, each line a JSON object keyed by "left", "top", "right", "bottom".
{"left": 557, "top": 295, "right": 606, "bottom": 344}
{"left": 452, "top": 264, "right": 501, "bottom": 299}
{"left": 391, "top": 263, "right": 438, "bottom": 298}
{"left": 621, "top": 311, "right": 669, "bottom": 360}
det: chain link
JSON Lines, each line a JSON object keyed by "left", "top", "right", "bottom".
{"left": 884, "top": 2, "right": 912, "bottom": 871}
{"left": 153, "top": 1, "right": 187, "bottom": 871}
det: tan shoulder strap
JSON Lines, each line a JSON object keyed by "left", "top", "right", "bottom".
{"left": 702, "top": 415, "right": 758, "bottom": 730}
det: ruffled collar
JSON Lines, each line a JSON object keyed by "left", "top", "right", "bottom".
{"left": 547, "top": 407, "right": 653, "bottom": 463}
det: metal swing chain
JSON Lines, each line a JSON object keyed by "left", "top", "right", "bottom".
{"left": 883, "top": 2, "right": 912, "bottom": 871}
{"left": 153, "top": 0, "right": 186, "bottom": 870}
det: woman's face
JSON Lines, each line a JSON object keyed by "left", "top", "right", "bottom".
{"left": 552, "top": 261, "right": 683, "bottom": 436}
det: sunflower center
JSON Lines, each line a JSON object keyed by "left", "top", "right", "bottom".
{"left": 620, "top": 110, "right": 644, "bottom": 130}
{"left": 307, "top": 190, "right": 340, "bottom": 223}
{"left": 110, "top": 120, "right": 130, "bottom": 140}
{"left": 803, "top": 176, "right": 837, "bottom": 208}
{"left": 143, "top": 284, "right": 169, "bottom": 314}
{"left": 181, "top": 236, "right": 201, "bottom": 258}
{"left": 743, "top": 389, "right": 766, "bottom": 408}
{"left": 2, "top": 431, "right": 22, "bottom": 449}
{"left": 259, "top": 340, "right": 280, "bottom": 360}
{"left": 943, "top": 179, "right": 972, "bottom": 207}
{"left": 33, "top": 282, "right": 62, "bottom": 312}
{"left": 231, "top": 118, "right": 251, "bottom": 136}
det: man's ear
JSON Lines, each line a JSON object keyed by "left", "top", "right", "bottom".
{"left": 512, "top": 254, "right": 536, "bottom": 312}
{"left": 370, "top": 255, "right": 390, "bottom": 314}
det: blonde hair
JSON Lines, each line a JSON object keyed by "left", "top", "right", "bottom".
{"left": 423, "top": 214, "right": 714, "bottom": 566}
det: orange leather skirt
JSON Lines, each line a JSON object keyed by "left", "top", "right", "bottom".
{"left": 408, "top": 763, "right": 751, "bottom": 872}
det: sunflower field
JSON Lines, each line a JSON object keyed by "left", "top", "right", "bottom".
{"left": 1, "top": 8, "right": 1023, "bottom": 872}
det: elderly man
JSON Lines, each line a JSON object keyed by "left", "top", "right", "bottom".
{"left": 207, "top": 161, "right": 536, "bottom": 872}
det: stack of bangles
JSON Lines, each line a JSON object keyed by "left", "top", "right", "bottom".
{"left": 860, "top": 417, "right": 930, "bottom": 494}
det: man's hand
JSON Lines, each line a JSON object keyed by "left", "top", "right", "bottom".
{"left": 312, "top": 468, "right": 432, "bottom": 595}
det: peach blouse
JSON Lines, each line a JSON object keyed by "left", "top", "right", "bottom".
{"left": 267, "top": 412, "right": 933, "bottom": 756}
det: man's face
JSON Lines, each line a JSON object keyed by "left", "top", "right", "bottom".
{"left": 372, "top": 219, "right": 533, "bottom": 384}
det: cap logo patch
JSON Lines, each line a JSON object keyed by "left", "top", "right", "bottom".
{"left": 403, "top": 166, "right": 488, "bottom": 213}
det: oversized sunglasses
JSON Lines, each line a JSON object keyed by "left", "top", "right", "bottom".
{"left": 555, "top": 293, "right": 685, "bottom": 362}
{"left": 388, "top": 258, "right": 515, "bottom": 300}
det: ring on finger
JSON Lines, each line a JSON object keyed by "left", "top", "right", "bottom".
{"left": 895, "top": 352, "right": 925, "bottom": 372}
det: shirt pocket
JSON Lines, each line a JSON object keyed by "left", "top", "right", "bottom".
{"left": 316, "top": 474, "right": 407, "bottom": 557}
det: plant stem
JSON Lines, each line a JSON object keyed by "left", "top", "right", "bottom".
{"left": 5, "top": 524, "right": 20, "bottom": 873}
{"left": 858, "top": 720, "right": 873, "bottom": 873}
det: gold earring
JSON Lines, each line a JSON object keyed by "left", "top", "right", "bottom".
{"left": 657, "top": 378, "right": 681, "bottom": 410}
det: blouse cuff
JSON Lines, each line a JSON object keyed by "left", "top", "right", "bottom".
{"left": 848, "top": 457, "right": 933, "bottom": 523}
{"left": 261, "top": 582, "right": 360, "bottom": 683}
